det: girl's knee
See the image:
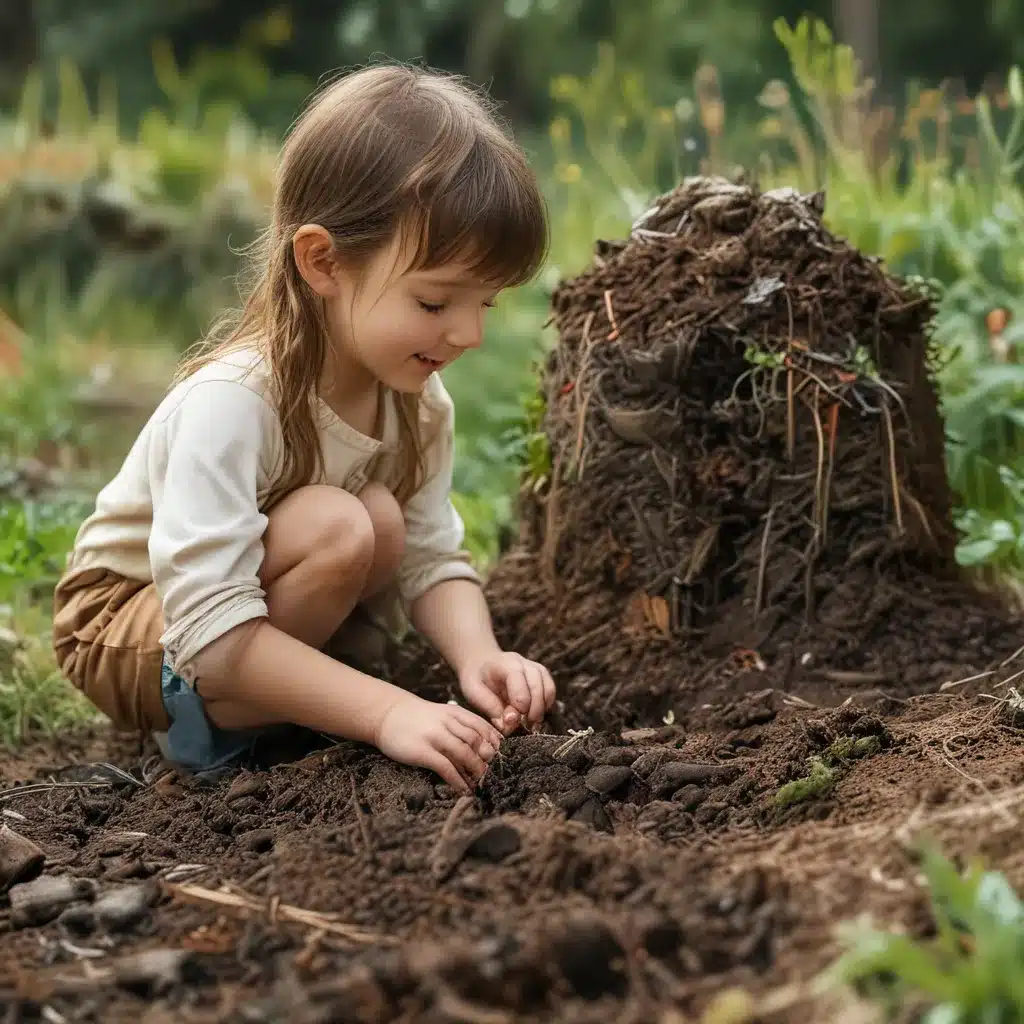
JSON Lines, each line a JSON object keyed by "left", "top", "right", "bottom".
{"left": 358, "top": 482, "right": 406, "bottom": 574}
{"left": 295, "top": 485, "right": 376, "bottom": 576}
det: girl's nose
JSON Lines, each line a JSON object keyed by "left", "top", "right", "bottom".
{"left": 445, "top": 318, "right": 484, "bottom": 351}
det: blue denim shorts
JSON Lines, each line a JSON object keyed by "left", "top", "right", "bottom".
{"left": 158, "top": 608, "right": 387, "bottom": 773}
{"left": 160, "top": 659, "right": 266, "bottom": 773}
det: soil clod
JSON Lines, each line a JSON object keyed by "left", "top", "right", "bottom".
{"left": 61, "top": 882, "right": 157, "bottom": 933}
{"left": 9, "top": 874, "right": 97, "bottom": 928}
{"left": 0, "top": 823, "right": 45, "bottom": 892}
{"left": 462, "top": 822, "right": 522, "bottom": 864}
{"left": 114, "top": 949, "right": 201, "bottom": 997}
{"left": 584, "top": 764, "right": 634, "bottom": 796}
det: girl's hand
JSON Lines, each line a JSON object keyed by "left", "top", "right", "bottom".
{"left": 458, "top": 651, "right": 556, "bottom": 734}
{"left": 375, "top": 693, "right": 503, "bottom": 793}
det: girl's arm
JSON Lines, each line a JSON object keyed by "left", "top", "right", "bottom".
{"left": 408, "top": 577, "right": 500, "bottom": 677}
{"left": 192, "top": 617, "right": 403, "bottom": 744}
{"left": 396, "top": 379, "right": 556, "bottom": 732}
{"left": 190, "top": 615, "right": 502, "bottom": 792}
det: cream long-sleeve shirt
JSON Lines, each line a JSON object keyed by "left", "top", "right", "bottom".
{"left": 65, "top": 350, "right": 480, "bottom": 676}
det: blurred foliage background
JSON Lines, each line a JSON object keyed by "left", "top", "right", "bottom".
{"left": 2, "top": 0, "right": 1024, "bottom": 739}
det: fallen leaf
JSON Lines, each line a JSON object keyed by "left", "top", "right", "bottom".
{"left": 614, "top": 551, "right": 632, "bottom": 583}
{"left": 644, "top": 595, "right": 671, "bottom": 636}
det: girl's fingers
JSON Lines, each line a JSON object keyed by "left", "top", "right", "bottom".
{"left": 464, "top": 680, "right": 505, "bottom": 722}
{"left": 447, "top": 719, "right": 497, "bottom": 762}
{"left": 453, "top": 707, "right": 504, "bottom": 750}
{"left": 523, "top": 663, "right": 547, "bottom": 724}
{"left": 540, "top": 665, "right": 557, "bottom": 710}
{"left": 439, "top": 731, "right": 489, "bottom": 783}
{"left": 425, "top": 752, "right": 470, "bottom": 794}
{"left": 502, "top": 666, "right": 533, "bottom": 717}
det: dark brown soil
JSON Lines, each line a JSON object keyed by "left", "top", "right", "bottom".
{"left": 3, "top": 684, "right": 1024, "bottom": 1023}
{"left": 4, "top": 177, "right": 1024, "bottom": 1022}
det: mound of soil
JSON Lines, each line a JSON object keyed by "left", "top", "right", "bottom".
{"left": 394, "top": 176, "right": 1021, "bottom": 729}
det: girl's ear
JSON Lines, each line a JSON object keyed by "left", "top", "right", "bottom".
{"left": 292, "top": 224, "right": 342, "bottom": 297}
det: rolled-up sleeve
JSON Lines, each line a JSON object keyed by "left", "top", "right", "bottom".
{"left": 148, "top": 380, "right": 278, "bottom": 676}
{"left": 397, "top": 386, "right": 481, "bottom": 608}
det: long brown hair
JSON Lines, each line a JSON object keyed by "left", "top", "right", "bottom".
{"left": 175, "top": 63, "right": 548, "bottom": 507}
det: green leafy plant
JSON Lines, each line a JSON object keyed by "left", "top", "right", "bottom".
{"left": 828, "top": 847, "right": 1024, "bottom": 1021}
{"left": 0, "top": 602, "right": 99, "bottom": 747}
{"left": 0, "top": 495, "right": 88, "bottom": 605}
{"left": 0, "top": 340, "right": 90, "bottom": 460}
{"left": 954, "top": 465, "right": 1024, "bottom": 569}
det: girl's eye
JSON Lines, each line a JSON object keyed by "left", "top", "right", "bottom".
{"left": 484, "top": 300, "right": 497, "bottom": 309}
{"left": 418, "top": 300, "right": 445, "bottom": 314}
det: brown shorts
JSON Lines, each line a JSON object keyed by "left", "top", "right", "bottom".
{"left": 53, "top": 568, "right": 169, "bottom": 733}
{"left": 53, "top": 567, "right": 393, "bottom": 735}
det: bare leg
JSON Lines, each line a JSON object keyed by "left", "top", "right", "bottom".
{"left": 202, "top": 482, "right": 405, "bottom": 730}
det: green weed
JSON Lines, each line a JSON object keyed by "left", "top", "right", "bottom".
{"left": 827, "top": 846, "right": 1024, "bottom": 1021}
{"left": 774, "top": 734, "right": 883, "bottom": 810}
{"left": 0, "top": 494, "right": 87, "bottom": 606}
{"left": 774, "top": 756, "right": 839, "bottom": 809}
{"left": 0, "top": 603, "right": 99, "bottom": 748}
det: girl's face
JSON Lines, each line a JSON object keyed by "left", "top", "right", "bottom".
{"left": 294, "top": 225, "right": 501, "bottom": 396}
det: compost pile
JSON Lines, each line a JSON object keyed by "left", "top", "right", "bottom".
{"left": 408, "top": 175, "right": 1017, "bottom": 728}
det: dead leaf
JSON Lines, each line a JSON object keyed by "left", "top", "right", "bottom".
{"left": 624, "top": 593, "right": 648, "bottom": 632}
{"left": 644, "top": 595, "right": 671, "bottom": 636}
{"left": 614, "top": 551, "right": 632, "bottom": 583}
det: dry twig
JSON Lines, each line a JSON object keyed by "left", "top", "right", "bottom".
{"left": 165, "top": 882, "right": 388, "bottom": 945}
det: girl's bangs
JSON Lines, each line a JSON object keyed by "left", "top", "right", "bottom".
{"left": 406, "top": 150, "right": 548, "bottom": 289}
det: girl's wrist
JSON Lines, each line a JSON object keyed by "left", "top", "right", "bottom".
{"left": 452, "top": 637, "right": 502, "bottom": 679}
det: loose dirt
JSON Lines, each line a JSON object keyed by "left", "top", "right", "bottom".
{"left": 3, "top": 178, "right": 1024, "bottom": 1022}
{"left": 4, "top": 690, "right": 1024, "bottom": 1023}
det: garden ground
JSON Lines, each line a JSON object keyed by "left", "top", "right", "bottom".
{"left": 2, "top": 654, "right": 1024, "bottom": 1022}
{"left": 3, "top": 178, "right": 1024, "bottom": 1024}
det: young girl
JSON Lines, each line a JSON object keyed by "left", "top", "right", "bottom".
{"left": 52, "top": 63, "right": 556, "bottom": 794}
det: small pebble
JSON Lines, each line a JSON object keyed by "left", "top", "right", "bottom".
{"left": 10, "top": 875, "right": 97, "bottom": 928}
{"left": 554, "top": 786, "right": 590, "bottom": 815}
{"left": 570, "top": 798, "right": 613, "bottom": 834}
{"left": 241, "top": 829, "right": 275, "bottom": 854}
{"left": 560, "top": 746, "right": 593, "bottom": 773}
{"left": 631, "top": 747, "right": 693, "bottom": 778}
{"left": 0, "top": 824, "right": 45, "bottom": 893}
{"left": 95, "top": 884, "right": 156, "bottom": 930}
{"left": 649, "top": 762, "right": 738, "bottom": 797}
{"left": 115, "top": 949, "right": 196, "bottom": 996}
{"left": 672, "top": 785, "right": 706, "bottom": 810}
{"left": 226, "top": 774, "right": 268, "bottom": 804}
